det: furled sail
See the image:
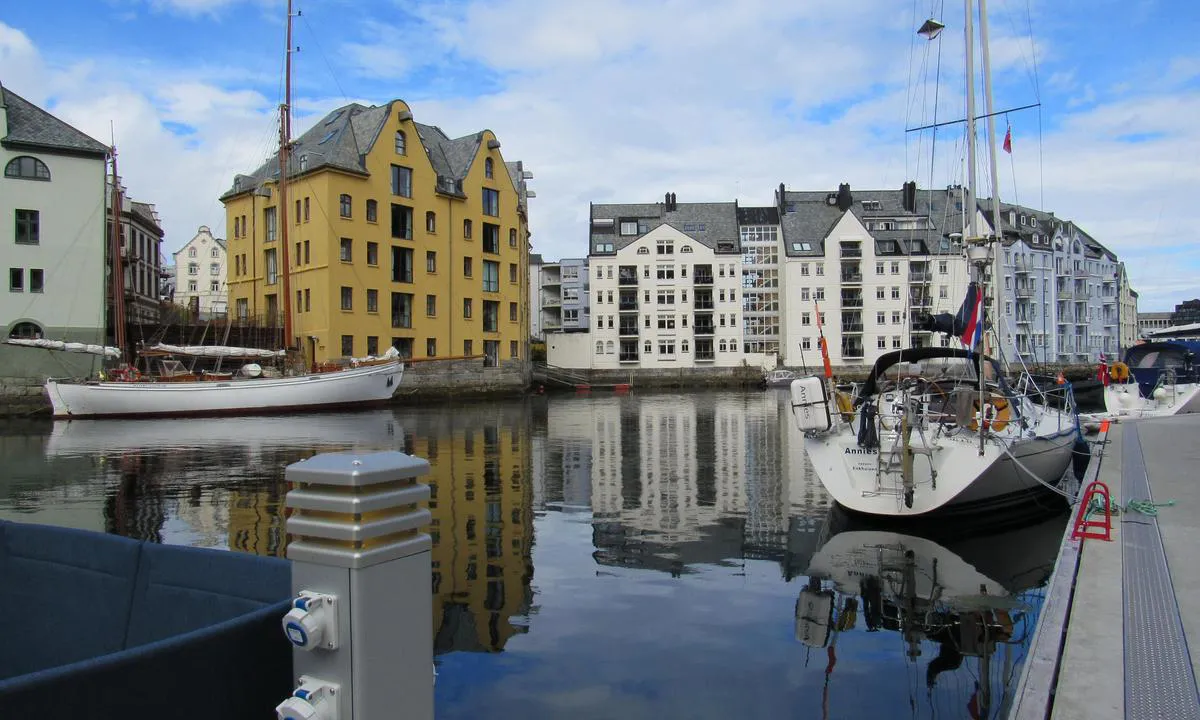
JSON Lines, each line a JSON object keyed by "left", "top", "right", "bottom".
{"left": 143, "top": 343, "right": 287, "bottom": 359}
{"left": 912, "top": 281, "right": 985, "bottom": 340}
{"left": 4, "top": 338, "right": 122, "bottom": 358}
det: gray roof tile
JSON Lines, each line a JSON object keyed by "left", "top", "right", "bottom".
{"left": 589, "top": 201, "right": 740, "bottom": 255}
{"left": 1, "top": 84, "right": 108, "bottom": 156}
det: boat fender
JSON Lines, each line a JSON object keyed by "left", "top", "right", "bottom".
{"left": 834, "top": 390, "right": 854, "bottom": 422}
{"left": 1109, "top": 362, "right": 1130, "bottom": 383}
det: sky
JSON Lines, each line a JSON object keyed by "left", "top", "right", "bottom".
{"left": 3, "top": 0, "right": 1198, "bottom": 311}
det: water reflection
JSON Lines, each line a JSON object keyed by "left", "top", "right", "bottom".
{"left": 800, "top": 507, "right": 1065, "bottom": 719}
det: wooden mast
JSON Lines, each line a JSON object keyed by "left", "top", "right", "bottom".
{"left": 277, "top": 0, "right": 295, "bottom": 350}
{"left": 109, "top": 148, "right": 128, "bottom": 363}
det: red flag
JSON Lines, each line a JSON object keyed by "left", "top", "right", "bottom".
{"left": 1002, "top": 125, "right": 1012, "bottom": 154}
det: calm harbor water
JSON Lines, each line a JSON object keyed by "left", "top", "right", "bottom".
{"left": 0, "top": 390, "right": 1066, "bottom": 719}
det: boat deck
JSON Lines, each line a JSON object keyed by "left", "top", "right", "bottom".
{"left": 1010, "top": 414, "right": 1200, "bottom": 719}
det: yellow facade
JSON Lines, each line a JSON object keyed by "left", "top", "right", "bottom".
{"left": 222, "top": 99, "right": 530, "bottom": 366}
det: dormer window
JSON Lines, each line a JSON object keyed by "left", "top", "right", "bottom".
{"left": 299, "top": 155, "right": 308, "bottom": 171}
{"left": 1020, "top": 215, "right": 1027, "bottom": 226}
{"left": 861, "top": 200, "right": 881, "bottom": 211}
{"left": 619, "top": 221, "right": 638, "bottom": 236}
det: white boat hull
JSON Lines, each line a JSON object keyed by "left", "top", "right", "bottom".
{"left": 1100, "top": 381, "right": 1200, "bottom": 419}
{"left": 44, "top": 361, "right": 403, "bottom": 419}
{"left": 804, "top": 412, "right": 1077, "bottom": 518}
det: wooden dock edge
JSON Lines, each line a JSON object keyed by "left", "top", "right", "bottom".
{"left": 1007, "top": 424, "right": 1112, "bottom": 720}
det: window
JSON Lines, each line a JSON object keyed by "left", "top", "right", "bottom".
{"left": 304, "top": 241, "right": 310, "bottom": 264}
{"left": 395, "top": 131, "right": 406, "bottom": 155}
{"left": 802, "top": 312, "right": 811, "bottom": 326}
{"left": 511, "top": 340, "right": 520, "bottom": 359}
{"left": 340, "top": 238, "right": 353, "bottom": 262}
{"left": 264, "top": 206, "right": 277, "bottom": 242}
{"left": 801, "top": 288, "right": 810, "bottom": 301}
{"left": 620, "top": 221, "right": 638, "bottom": 236}
{"left": 656, "top": 239, "right": 673, "bottom": 255}
{"left": 209, "top": 280, "right": 219, "bottom": 292}
{"left": 264, "top": 249, "right": 278, "bottom": 284}
{"left": 482, "top": 260, "right": 500, "bottom": 292}
{"left": 367, "top": 241, "right": 379, "bottom": 266}
{"left": 211, "top": 247, "right": 220, "bottom": 258}
{"left": 875, "top": 261, "right": 884, "bottom": 274}
{"left": 485, "top": 157, "right": 494, "bottom": 179}
{"left": 340, "top": 286, "right": 353, "bottom": 310}
{"left": 878, "top": 336, "right": 887, "bottom": 349}
{"left": 892, "top": 310, "right": 902, "bottom": 324}
{"left": 463, "top": 257, "right": 473, "bottom": 277}
{"left": 509, "top": 302, "right": 518, "bottom": 321}
{"left": 939, "top": 285, "right": 948, "bottom": 299}
{"left": 483, "top": 301, "right": 499, "bottom": 331}
{"left": 657, "top": 265, "right": 675, "bottom": 280}
{"left": 188, "top": 262, "right": 198, "bottom": 276}
{"left": 234, "top": 217, "right": 240, "bottom": 238}
{"left": 426, "top": 294, "right": 437, "bottom": 316}
{"left": 366, "top": 199, "right": 378, "bottom": 223}
{"left": 877, "top": 311, "right": 886, "bottom": 324}
{"left": 484, "top": 340, "right": 500, "bottom": 367}
{"left": 815, "top": 288, "right": 824, "bottom": 300}
{"left": 509, "top": 263, "right": 518, "bottom": 283}
{"left": 801, "top": 263, "right": 810, "bottom": 276}
{"left": 9, "top": 267, "right": 23, "bottom": 292}
{"left": 390, "top": 204, "right": 413, "bottom": 240}
{"left": 391, "top": 292, "right": 413, "bottom": 328}
{"left": 464, "top": 339, "right": 473, "bottom": 356}
{"left": 509, "top": 228, "right": 517, "bottom": 247}
{"left": 482, "top": 188, "right": 500, "bottom": 217}
{"left": 339, "top": 194, "right": 352, "bottom": 218}
{"left": 367, "top": 289, "right": 379, "bottom": 313}
{"left": 426, "top": 211, "right": 436, "bottom": 234}
{"left": 463, "top": 219, "right": 473, "bottom": 238}
{"left": 891, "top": 286, "right": 900, "bottom": 300}
{"left": 890, "top": 261, "right": 900, "bottom": 274}
{"left": 426, "top": 251, "right": 437, "bottom": 273}
{"left": 892, "top": 335, "right": 902, "bottom": 349}
{"left": 210, "top": 263, "right": 219, "bottom": 275}
{"left": 295, "top": 199, "right": 301, "bottom": 224}
{"left": 391, "top": 247, "right": 413, "bottom": 283}
{"left": 939, "top": 260, "right": 948, "bottom": 274}
{"left": 427, "top": 338, "right": 437, "bottom": 357}
{"left": 658, "top": 340, "right": 676, "bottom": 356}
{"left": 5, "top": 156, "right": 50, "bottom": 180}
{"left": 815, "top": 263, "right": 824, "bottom": 276}
{"left": 303, "top": 197, "right": 310, "bottom": 223}
{"left": 303, "top": 289, "right": 309, "bottom": 312}
{"left": 482, "top": 223, "right": 500, "bottom": 253}
{"left": 188, "top": 280, "right": 197, "bottom": 291}
{"left": 391, "top": 165, "right": 412, "bottom": 197}
{"left": 644, "top": 340, "right": 652, "bottom": 355}
{"left": 14, "top": 210, "right": 39, "bottom": 245}
{"left": 341, "top": 335, "right": 354, "bottom": 357}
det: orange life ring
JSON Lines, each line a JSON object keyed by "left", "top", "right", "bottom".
{"left": 969, "top": 395, "right": 1011, "bottom": 433}
{"left": 1109, "top": 362, "right": 1130, "bottom": 383}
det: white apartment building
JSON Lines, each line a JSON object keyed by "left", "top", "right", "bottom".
{"left": 738, "top": 206, "right": 784, "bottom": 356}
{"left": 1, "top": 84, "right": 110, "bottom": 379}
{"left": 528, "top": 252, "right": 544, "bottom": 339}
{"left": 1118, "top": 265, "right": 1139, "bottom": 351}
{"left": 173, "top": 225, "right": 227, "bottom": 318}
{"left": 778, "top": 183, "right": 969, "bottom": 369}
{"left": 586, "top": 210, "right": 745, "bottom": 370}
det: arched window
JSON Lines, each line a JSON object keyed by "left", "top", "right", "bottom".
{"left": 8, "top": 321, "right": 43, "bottom": 339}
{"left": 596, "top": 341, "right": 603, "bottom": 354}
{"left": 484, "top": 158, "right": 494, "bottom": 179}
{"left": 188, "top": 247, "right": 197, "bottom": 258}
{"left": 339, "top": 194, "right": 352, "bottom": 218}
{"left": 426, "top": 211, "right": 436, "bottom": 233}
{"left": 509, "top": 228, "right": 517, "bottom": 247}
{"left": 606, "top": 340, "right": 614, "bottom": 354}
{"left": 395, "top": 131, "right": 406, "bottom": 155}
{"left": 719, "top": 339, "right": 728, "bottom": 352}
{"left": 644, "top": 340, "right": 652, "bottom": 354}
{"left": 4, "top": 156, "right": 50, "bottom": 180}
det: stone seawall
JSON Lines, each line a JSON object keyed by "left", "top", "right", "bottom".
{"left": 0, "top": 376, "right": 50, "bottom": 417}
{"left": 391, "top": 357, "right": 531, "bottom": 400}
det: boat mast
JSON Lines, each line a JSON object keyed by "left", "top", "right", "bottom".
{"left": 978, "top": 0, "right": 1006, "bottom": 358}
{"left": 109, "top": 148, "right": 128, "bottom": 364}
{"left": 277, "top": 0, "right": 296, "bottom": 351}
{"left": 962, "top": 0, "right": 989, "bottom": 454}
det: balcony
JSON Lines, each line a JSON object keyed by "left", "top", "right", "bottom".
{"left": 840, "top": 297, "right": 864, "bottom": 308}
{"left": 618, "top": 274, "right": 638, "bottom": 286}
{"left": 694, "top": 301, "right": 714, "bottom": 310}
{"left": 910, "top": 297, "right": 933, "bottom": 308}
{"left": 1013, "top": 258, "right": 1031, "bottom": 274}
{"left": 694, "top": 324, "right": 715, "bottom": 336}
{"left": 618, "top": 324, "right": 639, "bottom": 337}
{"left": 618, "top": 300, "right": 638, "bottom": 311}
{"left": 841, "top": 323, "right": 864, "bottom": 333}
{"left": 619, "top": 353, "right": 639, "bottom": 363}
{"left": 839, "top": 247, "right": 862, "bottom": 258}
{"left": 1056, "top": 289, "right": 1072, "bottom": 300}
{"left": 909, "top": 271, "right": 932, "bottom": 282}
{"left": 1016, "top": 315, "right": 1032, "bottom": 324}
{"left": 694, "top": 274, "right": 714, "bottom": 285}
{"left": 1016, "top": 286, "right": 1034, "bottom": 298}
{"left": 695, "top": 351, "right": 715, "bottom": 362}
{"left": 841, "top": 345, "right": 865, "bottom": 359}
{"left": 840, "top": 272, "right": 863, "bottom": 283}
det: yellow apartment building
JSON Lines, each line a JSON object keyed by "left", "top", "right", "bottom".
{"left": 220, "top": 99, "right": 531, "bottom": 366}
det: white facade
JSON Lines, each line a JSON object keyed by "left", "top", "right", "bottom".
{"left": 2, "top": 86, "right": 110, "bottom": 378}
{"left": 739, "top": 222, "right": 783, "bottom": 355}
{"left": 172, "top": 226, "right": 227, "bottom": 317}
{"left": 589, "top": 224, "right": 745, "bottom": 369}
{"left": 528, "top": 254, "right": 543, "bottom": 339}
{"left": 781, "top": 211, "right": 968, "bottom": 369}
{"left": 1118, "top": 268, "right": 1138, "bottom": 351}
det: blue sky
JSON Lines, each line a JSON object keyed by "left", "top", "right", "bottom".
{"left": 3, "top": 0, "right": 1198, "bottom": 310}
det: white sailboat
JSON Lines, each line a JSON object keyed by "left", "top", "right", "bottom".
{"left": 19, "top": 0, "right": 403, "bottom": 419}
{"left": 788, "top": 1, "right": 1078, "bottom": 518}
{"left": 1097, "top": 339, "right": 1200, "bottom": 419}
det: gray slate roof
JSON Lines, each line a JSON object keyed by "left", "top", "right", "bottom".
{"left": 589, "top": 201, "right": 740, "bottom": 255}
{"left": 778, "top": 186, "right": 965, "bottom": 258}
{"left": 0, "top": 84, "right": 108, "bottom": 156}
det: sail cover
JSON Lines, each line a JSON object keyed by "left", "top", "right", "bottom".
{"left": 4, "top": 338, "right": 122, "bottom": 358}
{"left": 145, "top": 343, "right": 287, "bottom": 359}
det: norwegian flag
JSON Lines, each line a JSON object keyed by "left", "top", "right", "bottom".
{"left": 960, "top": 283, "right": 984, "bottom": 350}
{"left": 1002, "top": 125, "right": 1012, "bottom": 154}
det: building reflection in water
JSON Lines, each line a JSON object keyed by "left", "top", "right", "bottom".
{"left": 534, "top": 392, "right": 830, "bottom": 579}
{"left": 800, "top": 506, "right": 1066, "bottom": 719}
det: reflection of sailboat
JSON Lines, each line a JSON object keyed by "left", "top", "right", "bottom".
{"left": 44, "top": 410, "right": 404, "bottom": 457}
{"left": 800, "top": 507, "right": 1066, "bottom": 718}
{"left": 790, "top": 2, "right": 1077, "bottom": 518}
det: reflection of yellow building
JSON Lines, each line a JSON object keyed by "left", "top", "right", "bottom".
{"left": 416, "top": 424, "right": 533, "bottom": 653}
{"left": 226, "top": 485, "right": 287, "bottom": 557}
{"left": 221, "top": 99, "right": 531, "bottom": 367}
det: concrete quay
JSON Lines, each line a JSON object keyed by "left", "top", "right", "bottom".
{"left": 1010, "top": 413, "right": 1200, "bottom": 720}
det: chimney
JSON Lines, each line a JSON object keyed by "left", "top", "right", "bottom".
{"left": 667, "top": 192, "right": 676, "bottom": 211}
{"left": 835, "top": 183, "right": 853, "bottom": 211}
{"left": 776, "top": 182, "right": 786, "bottom": 212}
{"left": 901, "top": 181, "right": 917, "bottom": 213}
{"left": 664, "top": 192, "right": 671, "bottom": 207}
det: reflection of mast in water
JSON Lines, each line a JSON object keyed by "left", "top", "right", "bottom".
{"left": 103, "top": 452, "right": 166, "bottom": 543}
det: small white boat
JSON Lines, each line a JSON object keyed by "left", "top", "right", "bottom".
{"left": 763, "top": 369, "right": 798, "bottom": 388}
{"left": 1098, "top": 340, "right": 1200, "bottom": 420}
{"left": 43, "top": 353, "right": 403, "bottom": 419}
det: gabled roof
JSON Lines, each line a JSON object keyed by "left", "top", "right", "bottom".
{"left": 589, "top": 200, "right": 740, "bottom": 254}
{"left": 737, "top": 206, "right": 779, "bottom": 225}
{"left": 978, "top": 199, "right": 1059, "bottom": 251}
{"left": 0, "top": 83, "right": 108, "bottom": 157}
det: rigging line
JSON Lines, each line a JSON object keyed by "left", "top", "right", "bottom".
{"left": 904, "top": 0, "right": 922, "bottom": 178}
{"left": 300, "top": 11, "right": 351, "bottom": 105}
{"left": 1006, "top": 113, "right": 1020, "bottom": 208}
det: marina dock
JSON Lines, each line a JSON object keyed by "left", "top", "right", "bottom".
{"left": 1011, "top": 414, "right": 1200, "bottom": 719}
